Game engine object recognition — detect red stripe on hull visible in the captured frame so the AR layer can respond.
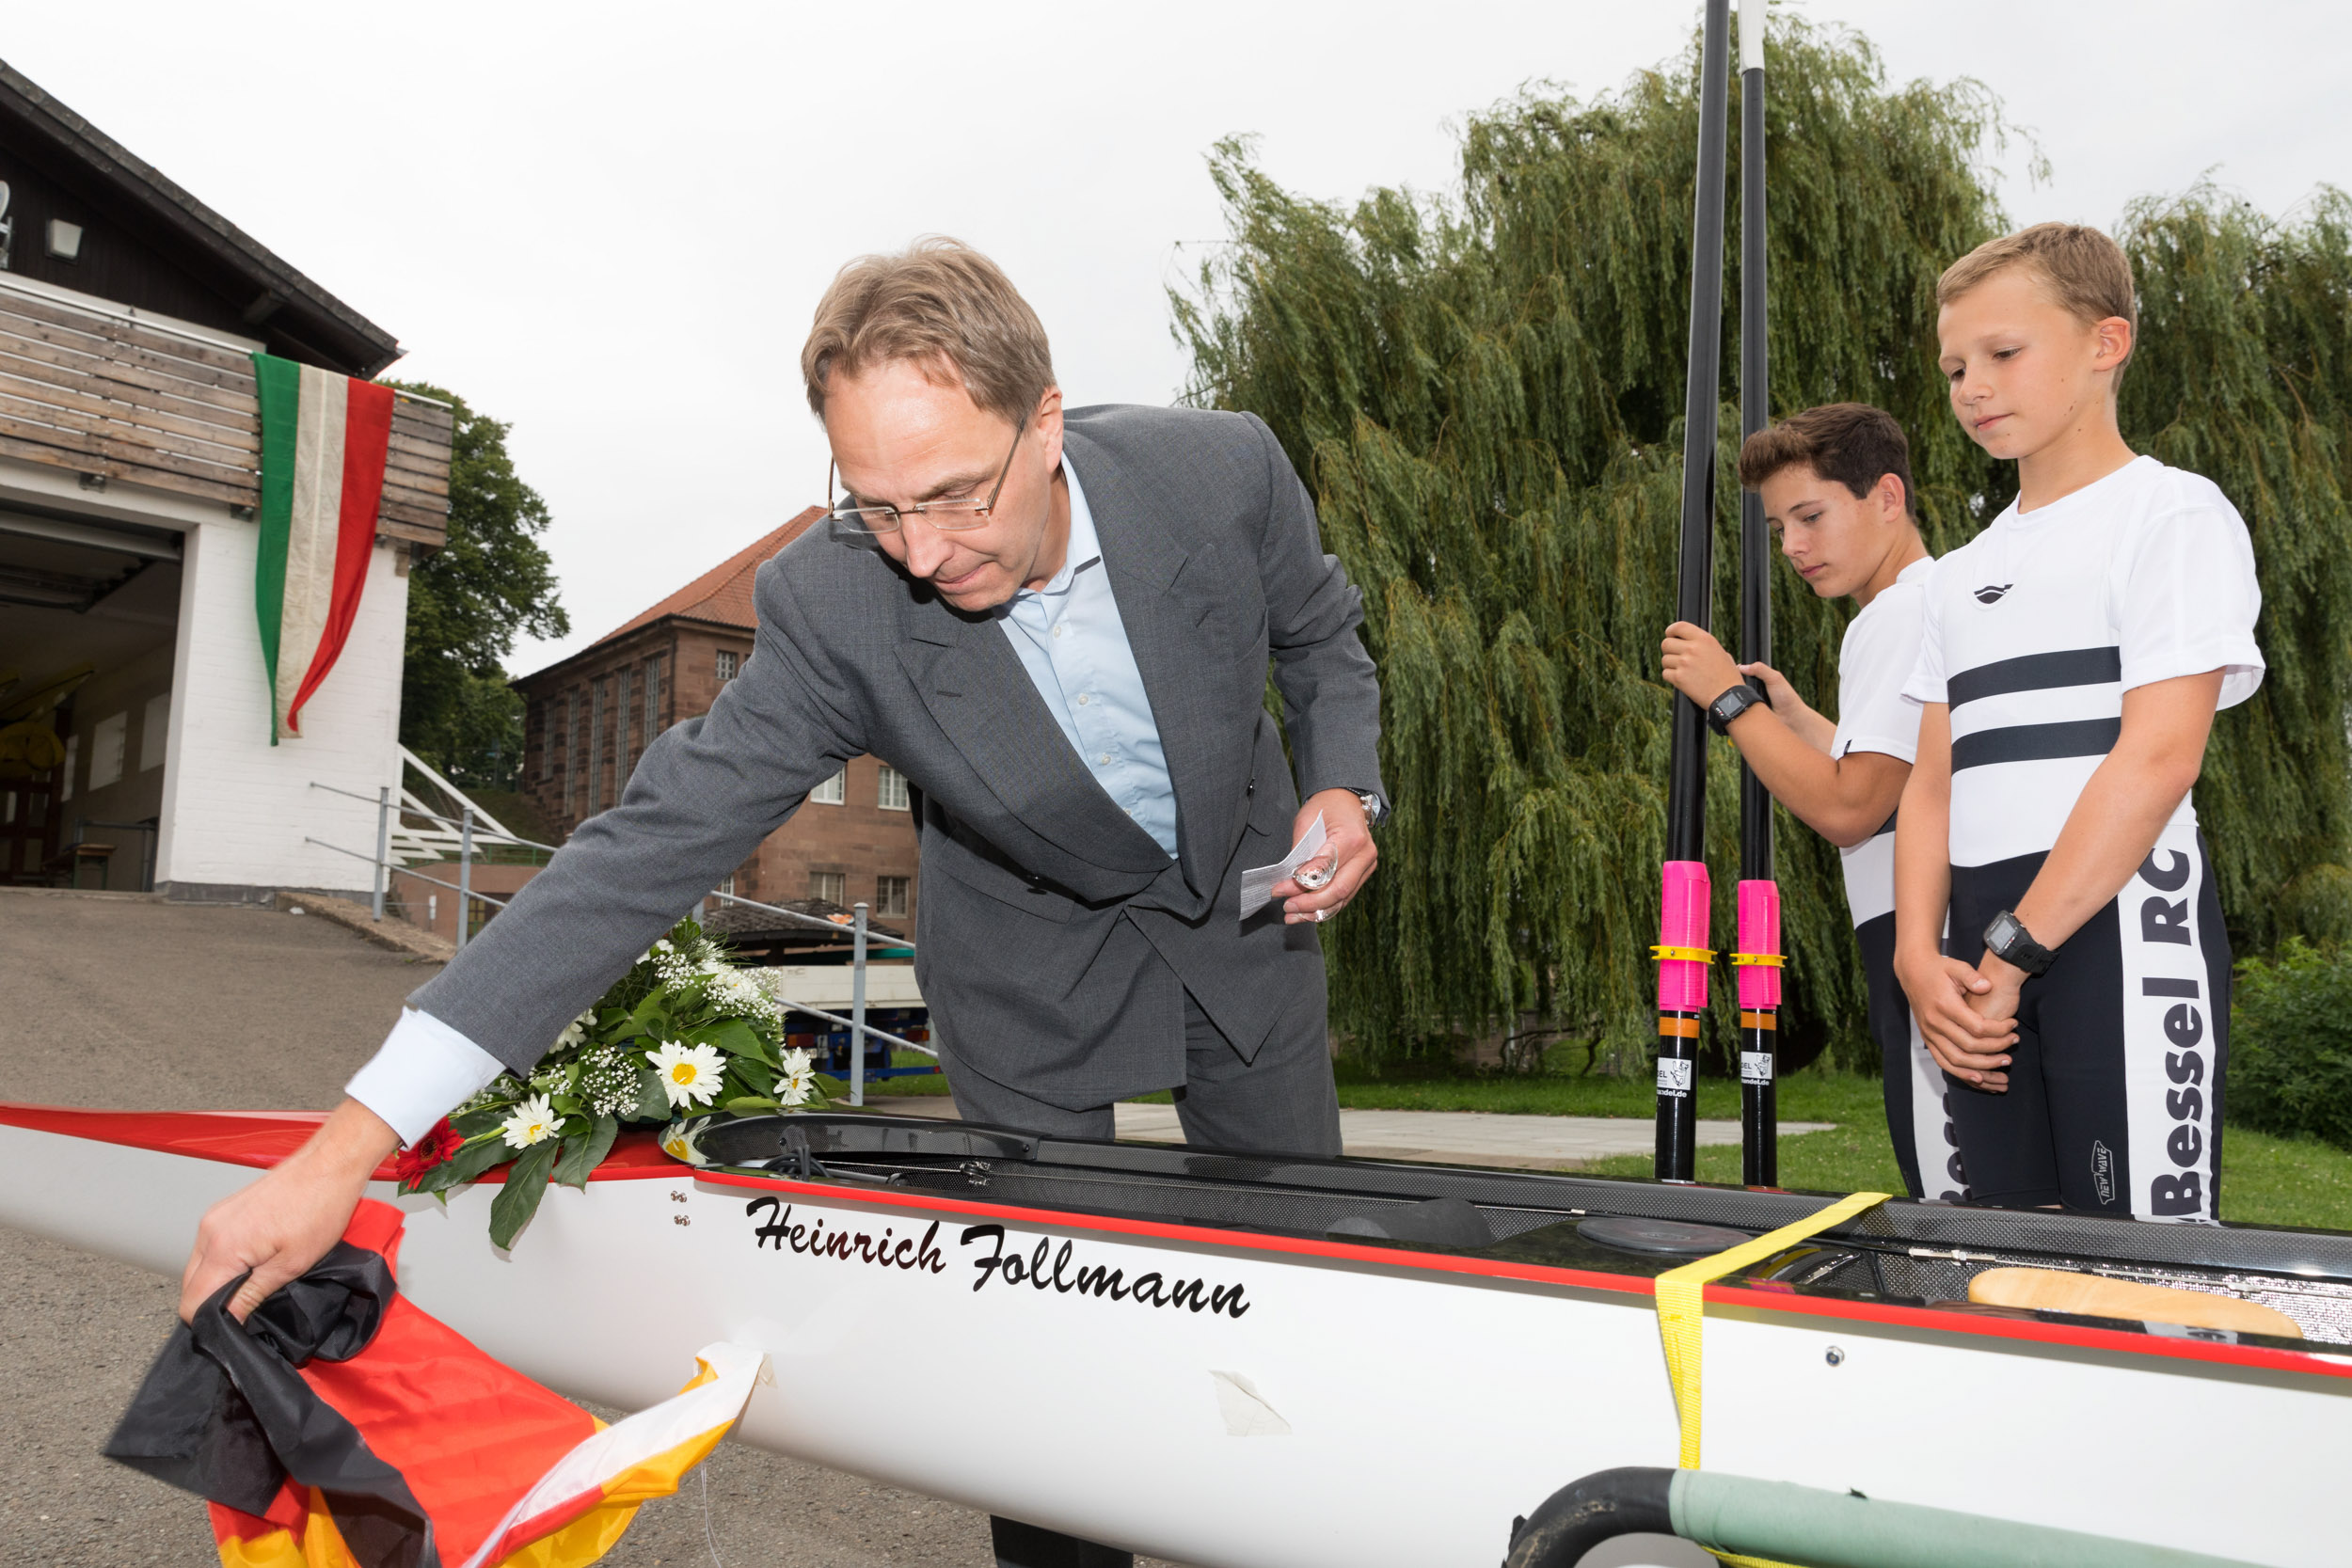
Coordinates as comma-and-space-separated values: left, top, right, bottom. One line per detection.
8, 1101, 2344, 1386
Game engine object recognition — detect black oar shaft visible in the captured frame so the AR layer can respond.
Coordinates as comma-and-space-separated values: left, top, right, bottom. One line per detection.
1737, 1, 1777, 1189
1656, 0, 1734, 1183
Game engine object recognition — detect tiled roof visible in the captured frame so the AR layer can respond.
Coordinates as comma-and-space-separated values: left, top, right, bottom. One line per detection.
592, 505, 826, 648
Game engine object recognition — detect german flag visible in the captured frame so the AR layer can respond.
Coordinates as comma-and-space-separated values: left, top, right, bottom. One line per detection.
106, 1201, 760, 1568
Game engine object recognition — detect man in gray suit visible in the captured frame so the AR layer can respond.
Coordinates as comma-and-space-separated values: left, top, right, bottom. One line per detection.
182, 239, 1384, 1340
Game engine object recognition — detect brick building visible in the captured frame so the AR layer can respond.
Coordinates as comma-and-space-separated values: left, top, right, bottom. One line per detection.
513, 508, 921, 923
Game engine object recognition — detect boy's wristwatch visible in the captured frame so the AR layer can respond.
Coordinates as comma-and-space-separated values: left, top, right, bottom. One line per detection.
1983, 910, 2056, 976
1707, 683, 1766, 736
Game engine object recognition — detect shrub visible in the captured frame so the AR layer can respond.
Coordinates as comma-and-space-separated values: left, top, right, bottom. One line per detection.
2231, 941, 2352, 1150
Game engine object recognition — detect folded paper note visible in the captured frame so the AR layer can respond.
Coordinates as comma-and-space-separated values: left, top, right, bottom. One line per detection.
1239, 812, 1328, 922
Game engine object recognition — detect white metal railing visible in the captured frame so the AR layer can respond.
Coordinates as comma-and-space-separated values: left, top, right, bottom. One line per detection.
307, 776, 931, 1106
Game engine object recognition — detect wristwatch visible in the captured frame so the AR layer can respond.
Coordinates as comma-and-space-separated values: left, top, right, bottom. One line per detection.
1983, 909, 2056, 976
1356, 790, 1391, 830
1706, 683, 1767, 736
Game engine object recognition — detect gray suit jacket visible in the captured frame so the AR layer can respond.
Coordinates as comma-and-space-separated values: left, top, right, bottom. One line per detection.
410, 404, 1385, 1109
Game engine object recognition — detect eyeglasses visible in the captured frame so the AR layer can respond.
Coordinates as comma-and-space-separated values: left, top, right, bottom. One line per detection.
827, 421, 1025, 534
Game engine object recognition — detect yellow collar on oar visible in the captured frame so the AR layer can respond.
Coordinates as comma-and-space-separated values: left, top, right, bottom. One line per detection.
1654, 1190, 1892, 1568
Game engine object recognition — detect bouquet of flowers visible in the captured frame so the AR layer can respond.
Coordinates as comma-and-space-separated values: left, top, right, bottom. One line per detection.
394, 917, 828, 1246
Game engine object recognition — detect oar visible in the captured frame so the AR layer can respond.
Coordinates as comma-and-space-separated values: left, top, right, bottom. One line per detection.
1655, 0, 1734, 1183
1733, 0, 1781, 1187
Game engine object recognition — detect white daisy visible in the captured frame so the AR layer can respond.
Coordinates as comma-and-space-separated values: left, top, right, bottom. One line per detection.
648, 1039, 726, 1109
777, 1047, 817, 1108
500, 1094, 559, 1149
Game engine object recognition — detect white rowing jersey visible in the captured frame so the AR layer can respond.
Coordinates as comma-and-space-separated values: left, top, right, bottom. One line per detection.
1902, 456, 2264, 869
1833, 555, 1934, 930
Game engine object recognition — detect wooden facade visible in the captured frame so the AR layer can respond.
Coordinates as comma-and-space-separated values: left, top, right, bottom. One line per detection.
0, 278, 450, 546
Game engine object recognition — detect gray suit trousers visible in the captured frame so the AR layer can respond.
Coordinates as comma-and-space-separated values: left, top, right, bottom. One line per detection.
942, 970, 1341, 1158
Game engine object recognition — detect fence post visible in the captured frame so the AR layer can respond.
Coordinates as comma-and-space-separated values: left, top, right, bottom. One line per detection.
372, 786, 391, 922
850, 901, 869, 1108
455, 802, 473, 953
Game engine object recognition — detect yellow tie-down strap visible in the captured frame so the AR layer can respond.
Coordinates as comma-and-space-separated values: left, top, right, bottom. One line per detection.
1730, 952, 1786, 968
1650, 944, 1718, 964
1654, 1190, 1891, 1568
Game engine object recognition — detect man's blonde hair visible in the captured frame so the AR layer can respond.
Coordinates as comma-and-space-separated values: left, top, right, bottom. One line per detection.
1937, 221, 2139, 380
801, 237, 1056, 426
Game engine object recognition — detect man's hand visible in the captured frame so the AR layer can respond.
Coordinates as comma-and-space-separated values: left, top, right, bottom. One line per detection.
181, 1098, 401, 1323
1660, 622, 1747, 710
1896, 948, 2017, 1092
1276, 788, 1378, 925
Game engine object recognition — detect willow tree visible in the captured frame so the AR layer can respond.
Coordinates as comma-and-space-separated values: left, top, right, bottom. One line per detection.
1177, 20, 2352, 1067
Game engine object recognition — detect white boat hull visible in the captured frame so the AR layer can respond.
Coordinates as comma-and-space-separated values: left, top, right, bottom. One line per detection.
5, 1115, 2347, 1568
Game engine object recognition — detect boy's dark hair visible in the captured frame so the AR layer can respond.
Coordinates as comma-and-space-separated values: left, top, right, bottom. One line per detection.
1738, 403, 1915, 517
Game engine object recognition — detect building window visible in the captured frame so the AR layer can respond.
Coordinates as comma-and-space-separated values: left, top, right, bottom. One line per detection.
644, 656, 661, 748
140, 694, 169, 772
716, 649, 739, 682
535, 701, 551, 782
876, 876, 910, 917
718, 872, 736, 898
877, 764, 910, 812
589, 679, 607, 814
810, 871, 845, 906
88, 712, 127, 791
60, 735, 77, 801
615, 668, 633, 777
563, 689, 579, 816
810, 767, 846, 805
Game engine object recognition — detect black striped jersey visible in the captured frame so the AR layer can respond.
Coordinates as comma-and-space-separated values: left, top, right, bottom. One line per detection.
1902, 456, 2264, 869
1833, 556, 1934, 930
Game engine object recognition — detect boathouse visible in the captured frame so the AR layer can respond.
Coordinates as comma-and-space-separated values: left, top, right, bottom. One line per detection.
0, 60, 453, 902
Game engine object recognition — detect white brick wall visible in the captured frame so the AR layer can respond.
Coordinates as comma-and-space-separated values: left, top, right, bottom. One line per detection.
154, 515, 409, 895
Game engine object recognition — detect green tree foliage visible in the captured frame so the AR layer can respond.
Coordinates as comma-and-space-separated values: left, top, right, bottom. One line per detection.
2231, 941, 2352, 1151
390, 383, 568, 788
2119, 188, 2352, 951
1177, 20, 2352, 1064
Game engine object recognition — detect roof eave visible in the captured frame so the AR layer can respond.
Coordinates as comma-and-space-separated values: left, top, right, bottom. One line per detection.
0, 58, 405, 377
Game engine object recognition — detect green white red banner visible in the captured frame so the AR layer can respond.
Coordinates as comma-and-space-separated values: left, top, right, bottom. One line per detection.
250, 352, 396, 741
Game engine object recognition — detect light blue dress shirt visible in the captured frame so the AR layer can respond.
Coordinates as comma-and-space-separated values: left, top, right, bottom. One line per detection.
995, 459, 1179, 858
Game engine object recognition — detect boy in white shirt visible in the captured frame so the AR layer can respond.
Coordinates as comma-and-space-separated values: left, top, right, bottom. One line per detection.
1661, 403, 1952, 1196
1895, 223, 2263, 1221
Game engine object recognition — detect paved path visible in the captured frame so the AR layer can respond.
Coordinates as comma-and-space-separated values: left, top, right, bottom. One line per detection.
864, 1097, 1832, 1169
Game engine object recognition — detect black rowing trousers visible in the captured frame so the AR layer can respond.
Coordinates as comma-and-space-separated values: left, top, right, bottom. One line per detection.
1945, 826, 2231, 1221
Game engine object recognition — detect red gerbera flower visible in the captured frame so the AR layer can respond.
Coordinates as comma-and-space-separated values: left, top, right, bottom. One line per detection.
393, 1118, 465, 1185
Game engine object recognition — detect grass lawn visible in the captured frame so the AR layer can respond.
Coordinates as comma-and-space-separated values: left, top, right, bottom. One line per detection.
1340, 1058, 2352, 1229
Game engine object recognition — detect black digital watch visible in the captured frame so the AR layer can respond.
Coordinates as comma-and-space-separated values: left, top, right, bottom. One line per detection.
1706, 683, 1766, 736
1983, 909, 2057, 976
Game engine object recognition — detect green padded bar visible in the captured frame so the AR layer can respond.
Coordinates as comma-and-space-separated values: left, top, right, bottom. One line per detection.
1669, 1470, 2265, 1568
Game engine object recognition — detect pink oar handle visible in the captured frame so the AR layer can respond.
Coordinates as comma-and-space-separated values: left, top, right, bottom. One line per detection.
1737, 878, 1782, 1007
1656, 861, 1710, 1011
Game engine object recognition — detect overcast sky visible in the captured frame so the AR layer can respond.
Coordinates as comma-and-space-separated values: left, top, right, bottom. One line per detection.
7, 2, 2344, 673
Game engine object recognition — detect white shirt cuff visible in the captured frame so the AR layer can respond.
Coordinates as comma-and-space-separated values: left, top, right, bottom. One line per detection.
345, 1007, 508, 1146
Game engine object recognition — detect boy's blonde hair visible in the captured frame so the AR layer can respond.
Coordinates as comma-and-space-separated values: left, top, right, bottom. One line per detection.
1937, 222, 2139, 381
802, 237, 1056, 426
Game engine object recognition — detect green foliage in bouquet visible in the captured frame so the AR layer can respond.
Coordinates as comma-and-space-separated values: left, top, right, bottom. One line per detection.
393, 918, 828, 1246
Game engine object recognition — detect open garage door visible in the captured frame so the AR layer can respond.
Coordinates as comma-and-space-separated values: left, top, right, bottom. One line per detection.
0, 504, 182, 890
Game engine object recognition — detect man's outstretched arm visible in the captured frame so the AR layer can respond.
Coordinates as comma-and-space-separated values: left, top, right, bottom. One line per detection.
179, 551, 869, 1319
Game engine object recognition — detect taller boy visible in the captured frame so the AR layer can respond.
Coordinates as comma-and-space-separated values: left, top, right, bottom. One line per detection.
1896, 224, 2264, 1221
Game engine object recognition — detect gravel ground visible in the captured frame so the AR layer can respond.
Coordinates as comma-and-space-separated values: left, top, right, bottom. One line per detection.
0, 893, 1186, 1567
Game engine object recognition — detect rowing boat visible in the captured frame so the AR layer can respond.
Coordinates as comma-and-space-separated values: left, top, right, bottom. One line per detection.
4, 1102, 2344, 1567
